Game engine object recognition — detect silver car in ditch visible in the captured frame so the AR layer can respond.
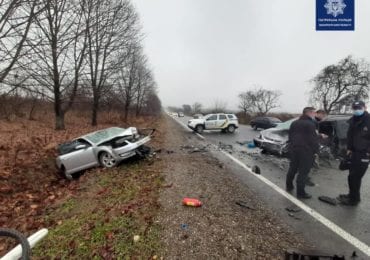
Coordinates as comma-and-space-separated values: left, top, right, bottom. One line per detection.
56, 127, 153, 179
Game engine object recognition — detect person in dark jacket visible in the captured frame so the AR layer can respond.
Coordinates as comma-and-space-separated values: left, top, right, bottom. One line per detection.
338, 101, 370, 206
286, 107, 319, 199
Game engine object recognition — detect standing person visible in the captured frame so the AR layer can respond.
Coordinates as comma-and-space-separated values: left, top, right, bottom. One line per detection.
286, 107, 319, 199
338, 101, 370, 206
306, 109, 328, 186
315, 109, 327, 122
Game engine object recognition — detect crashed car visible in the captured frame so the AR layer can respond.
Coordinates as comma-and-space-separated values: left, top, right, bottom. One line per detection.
56, 127, 153, 179
253, 115, 350, 157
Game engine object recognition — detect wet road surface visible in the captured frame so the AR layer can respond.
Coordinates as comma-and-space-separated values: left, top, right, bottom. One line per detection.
174, 115, 370, 258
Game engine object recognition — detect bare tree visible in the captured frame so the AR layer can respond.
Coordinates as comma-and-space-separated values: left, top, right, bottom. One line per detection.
134, 61, 155, 116
0, 0, 38, 83
310, 56, 370, 114
211, 99, 227, 113
19, 0, 88, 129
85, 0, 139, 126
238, 87, 281, 115
238, 91, 254, 114
192, 102, 202, 114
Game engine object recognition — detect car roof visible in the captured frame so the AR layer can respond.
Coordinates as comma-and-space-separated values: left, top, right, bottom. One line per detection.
81, 127, 130, 144
321, 115, 351, 122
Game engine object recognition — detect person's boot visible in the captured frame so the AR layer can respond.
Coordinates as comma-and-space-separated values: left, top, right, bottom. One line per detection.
286, 182, 294, 192
305, 179, 315, 187
297, 192, 312, 199
338, 197, 360, 206
297, 187, 312, 199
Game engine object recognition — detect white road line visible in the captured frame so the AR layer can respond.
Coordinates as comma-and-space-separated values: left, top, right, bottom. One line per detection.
172, 117, 205, 139
170, 116, 370, 256
222, 151, 370, 257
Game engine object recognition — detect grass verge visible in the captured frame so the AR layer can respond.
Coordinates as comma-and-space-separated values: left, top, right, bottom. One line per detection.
33, 156, 164, 259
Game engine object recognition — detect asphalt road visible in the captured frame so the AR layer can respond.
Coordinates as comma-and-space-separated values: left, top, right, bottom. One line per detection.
174, 115, 370, 259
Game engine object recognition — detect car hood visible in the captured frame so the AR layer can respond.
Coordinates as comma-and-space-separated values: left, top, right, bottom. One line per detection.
81, 127, 138, 145
261, 128, 288, 143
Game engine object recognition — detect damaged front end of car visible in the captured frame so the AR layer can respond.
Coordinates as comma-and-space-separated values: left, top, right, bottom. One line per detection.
55, 127, 156, 180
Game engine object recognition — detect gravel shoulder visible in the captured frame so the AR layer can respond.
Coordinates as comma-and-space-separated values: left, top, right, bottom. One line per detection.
157, 117, 309, 259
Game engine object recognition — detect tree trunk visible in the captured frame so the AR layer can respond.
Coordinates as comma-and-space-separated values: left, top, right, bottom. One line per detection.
55, 101, 65, 130
124, 102, 130, 123
91, 94, 99, 126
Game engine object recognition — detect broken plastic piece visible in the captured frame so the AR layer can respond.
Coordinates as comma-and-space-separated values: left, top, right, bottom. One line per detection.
285, 248, 345, 259
252, 165, 261, 174
318, 196, 338, 206
235, 200, 256, 210
182, 198, 202, 207
285, 205, 302, 213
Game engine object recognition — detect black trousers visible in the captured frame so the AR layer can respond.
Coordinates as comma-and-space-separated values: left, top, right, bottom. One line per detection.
286, 148, 314, 195
348, 152, 369, 201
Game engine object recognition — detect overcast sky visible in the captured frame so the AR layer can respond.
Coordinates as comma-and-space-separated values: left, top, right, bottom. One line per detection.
132, 0, 370, 113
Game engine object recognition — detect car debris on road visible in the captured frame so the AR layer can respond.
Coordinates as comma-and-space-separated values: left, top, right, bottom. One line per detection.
254, 115, 351, 159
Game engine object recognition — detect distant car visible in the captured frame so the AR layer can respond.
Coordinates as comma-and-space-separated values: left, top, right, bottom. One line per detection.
193, 114, 203, 119
56, 127, 153, 180
250, 117, 282, 130
253, 115, 350, 157
187, 113, 239, 133
178, 112, 185, 117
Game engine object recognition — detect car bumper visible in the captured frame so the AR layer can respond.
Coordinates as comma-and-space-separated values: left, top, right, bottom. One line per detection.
187, 124, 195, 130
253, 137, 285, 155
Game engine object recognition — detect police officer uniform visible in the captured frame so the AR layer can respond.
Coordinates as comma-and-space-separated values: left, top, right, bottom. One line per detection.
339, 101, 370, 205
286, 114, 319, 198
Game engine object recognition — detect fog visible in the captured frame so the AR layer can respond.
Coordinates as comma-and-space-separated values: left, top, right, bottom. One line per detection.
133, 0, 370, 113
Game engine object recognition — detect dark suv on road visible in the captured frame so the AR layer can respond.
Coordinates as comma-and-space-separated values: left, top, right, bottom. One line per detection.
250, 117, 281, 130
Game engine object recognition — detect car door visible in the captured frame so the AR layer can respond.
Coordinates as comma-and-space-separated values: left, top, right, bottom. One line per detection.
262, 118, 270, 129
205, 115, 218, 129
62, 140, 98, 172
217, 114, 228, 128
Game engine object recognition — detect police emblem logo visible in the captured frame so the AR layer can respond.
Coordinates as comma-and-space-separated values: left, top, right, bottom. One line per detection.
324, 0, 347, 17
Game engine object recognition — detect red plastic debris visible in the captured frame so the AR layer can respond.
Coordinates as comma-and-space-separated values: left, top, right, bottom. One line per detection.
182, 198, 202, 207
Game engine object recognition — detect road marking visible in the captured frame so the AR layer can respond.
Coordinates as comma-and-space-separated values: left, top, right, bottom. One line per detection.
172, 116, 205, 139
222, 151, 370, 257
170, 115, 370, 256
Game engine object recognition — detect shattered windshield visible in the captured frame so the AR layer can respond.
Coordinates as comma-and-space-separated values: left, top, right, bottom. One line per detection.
84, 127, 126, 144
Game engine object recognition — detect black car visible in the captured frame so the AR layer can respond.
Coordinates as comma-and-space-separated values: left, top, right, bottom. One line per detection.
253, 115, 350, 158
250, 117, 282, 130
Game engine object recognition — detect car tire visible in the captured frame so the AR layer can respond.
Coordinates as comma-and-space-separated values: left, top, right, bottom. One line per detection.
57, 165, 73, 180
227, 125, 236, 133
253, 125, 258, 131
99, 152, 117, 168
195, 124, 204, 134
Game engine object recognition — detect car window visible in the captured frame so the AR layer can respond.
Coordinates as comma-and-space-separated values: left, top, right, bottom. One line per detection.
207, 115, 217, 121
269, 118, 281, 123
219, 115, 227, 120
276, 118, 298, 129
227, 114, 235, 119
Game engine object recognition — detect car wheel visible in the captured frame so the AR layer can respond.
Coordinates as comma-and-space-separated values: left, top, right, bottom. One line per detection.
57, 165, 72, 180
227, 125, 235, 133
99, 152, 117, 168
253, 125, 258, 131
195, 124, 204, 134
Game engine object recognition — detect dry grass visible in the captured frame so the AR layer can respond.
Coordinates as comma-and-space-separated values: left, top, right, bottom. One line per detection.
0, 109, 164, 258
